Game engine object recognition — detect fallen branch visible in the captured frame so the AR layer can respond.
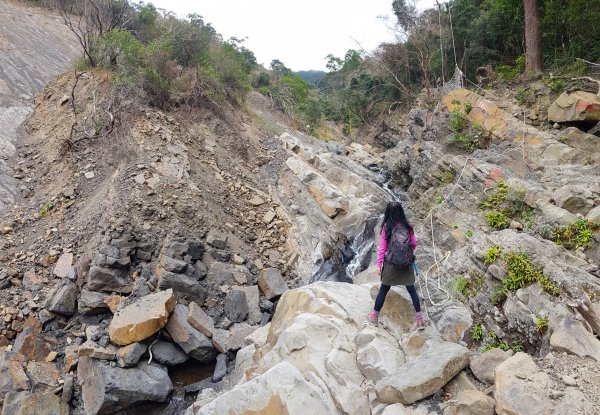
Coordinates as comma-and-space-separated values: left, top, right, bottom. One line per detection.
571, 77, 600, 97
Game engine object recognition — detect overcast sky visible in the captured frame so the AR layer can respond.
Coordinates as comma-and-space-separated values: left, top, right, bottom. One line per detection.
150, 0, 438, 71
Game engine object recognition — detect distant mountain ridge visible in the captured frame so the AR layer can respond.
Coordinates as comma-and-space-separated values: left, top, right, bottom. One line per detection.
295, 70, 326, 85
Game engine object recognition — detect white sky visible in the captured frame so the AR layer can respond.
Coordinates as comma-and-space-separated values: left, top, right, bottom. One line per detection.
149, 0, 438, 71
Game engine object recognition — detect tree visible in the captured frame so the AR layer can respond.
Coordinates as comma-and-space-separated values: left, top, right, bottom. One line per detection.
524, 0, 542, 73
57, 0, 131, 67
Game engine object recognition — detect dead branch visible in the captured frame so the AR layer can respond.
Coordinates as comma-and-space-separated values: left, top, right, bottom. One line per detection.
571, 77, 600, 97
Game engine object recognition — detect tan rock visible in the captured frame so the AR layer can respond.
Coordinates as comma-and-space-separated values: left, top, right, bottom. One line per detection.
26, 361, 60, 387
104, 295, 125, 314
494, 352, 551, 415
469, 348, 513, 384
108, 289, 175, 346
45, 351, 58, 362
78, 341, 117, 360
444, 390, 495, 415
547, 90, 600, 123
187, 301, 214, 338
550, 318, 600, 361
64, 345, 79, 373
53, 253, 73, 278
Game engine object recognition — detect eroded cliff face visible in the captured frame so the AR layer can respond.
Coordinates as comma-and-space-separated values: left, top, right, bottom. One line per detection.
0, 0, 79, 212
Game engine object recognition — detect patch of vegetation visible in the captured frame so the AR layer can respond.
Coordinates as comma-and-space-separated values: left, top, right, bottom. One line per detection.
465, 229, 473, 238
558, 135, 570, 144
435, 195, 445, 206
496, 55, 525, 81
535, 316, 549, 333
480, 180, 530, 230
510, 340, 523, 352
470, 323, 484, 341
552, 219, 599, 250
486, 211, 510, 230
464, 102, 473, 114
40, 202, 55, 217
547, 78, 566, 93
449, 109, 467, 132
504, 251, 560, 296
515, 87, 529, 105
453, 133, 479, 152
490, 287, 508, 305
455, 275, 471, 297
451, 222, 459, 229
483, 245, 502, 265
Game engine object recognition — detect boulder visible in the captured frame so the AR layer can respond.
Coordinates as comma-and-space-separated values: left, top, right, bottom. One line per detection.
436, 306, 473, 343
87, 266, 132, 293
550, 318, 600, 361
78, 289, 109, 315
258, 268, 288, 300
78, 341, 117, 360
194, 362, 337, 415
1, 391, 69, 415
353, 266, 380, 285
53, 253, 73, 278
376, 342, 470, 404
157, 271, 207, 304
78, 357, 172, 415
46, 282, 78, 316
159, 255, 188, 273
443, 390, 495, 415
108, 289, 175, 346
187, 302, 215, 338
116, 342, 147, 367
234, 286, 261, 325
494, 352, 551, 415
205, 262, 235, 286
469, 348, 513, 384
166, 304, 217, 363
212, 354, 228, 382
547, 91, 600, 123
224, 290, 249, 323
356, 325, 406, 382
206, 230, 228, 250
151, 341, 189, 365
587, 205, 600, 222
553, 185, 594, 216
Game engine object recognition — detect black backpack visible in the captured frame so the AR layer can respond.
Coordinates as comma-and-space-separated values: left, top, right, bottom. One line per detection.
384, 224, 414, 266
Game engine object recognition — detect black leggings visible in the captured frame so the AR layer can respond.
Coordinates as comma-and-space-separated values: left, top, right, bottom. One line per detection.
374, 284, 421, 313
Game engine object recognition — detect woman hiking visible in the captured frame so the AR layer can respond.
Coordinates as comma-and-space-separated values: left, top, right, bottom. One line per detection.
367, 202, 425, 330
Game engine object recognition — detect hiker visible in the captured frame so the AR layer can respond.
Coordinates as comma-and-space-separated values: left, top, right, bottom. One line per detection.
367, 201, 425, 329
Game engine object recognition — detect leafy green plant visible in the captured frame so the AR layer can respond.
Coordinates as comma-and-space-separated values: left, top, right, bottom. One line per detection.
547, 78, 566, 93
496, 55, 525, 80
464, 102, 473, 114
453, 133, 479, 152
434, 170, 454, 184
552, 219, 599, 250
535, 316, 548, 333
498, 341, 510, 351
480, 180, 510, 209
515, 87, 528, 105
483, 245, 502, 265
449, 109, 467, 132
510, 340, 523, 352
455, 276, 471, 297
465, 229, 473, 238
558, 135, 569, 144
490, 287, 508, 305
504, 251, 560, 296
522, 208, 534, 229
471, 272, 485, 288
470, 323, 484, 341
451, 222, 459, 229
435, 195, 445, 206
486, 211, 510, 230
40, 202, 54, 217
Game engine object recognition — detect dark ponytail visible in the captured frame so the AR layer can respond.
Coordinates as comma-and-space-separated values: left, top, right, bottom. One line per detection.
383, 202, 411, 242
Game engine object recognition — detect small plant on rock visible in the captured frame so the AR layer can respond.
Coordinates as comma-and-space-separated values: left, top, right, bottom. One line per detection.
510, 340, 523, 352
40, 201, 55, 217
504, 251, 560, 296
490, 287, 508, 305
470, 323, 484, 341
464, 102, 473, 114
535, 316, 548, 333
483, 245, 502, 265
552, 219, 599, 250
465, 229, 473, 238
486, 211, 510, 230
547, 78, 566, 93
455, 276, 471, 297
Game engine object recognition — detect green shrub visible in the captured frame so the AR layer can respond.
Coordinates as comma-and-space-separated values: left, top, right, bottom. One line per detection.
504, 251, 560, 296
483, 245, 502, 265
455, 276, 471, 297
486, 211, 510, 230
449, 109, 467, 132
480, 180, 510, 210
453, 133, 479, 152
552, 219, 599, 250
515, 87, 528, 105
464, 102, 473, 114
547, 78, 566, 93
490, 287, 508, 305
496, 55, 525, 80
465, 229, 473, 238
40, 201, 54, 217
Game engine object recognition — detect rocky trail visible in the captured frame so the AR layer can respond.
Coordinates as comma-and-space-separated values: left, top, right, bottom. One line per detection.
1, 3, 600, 415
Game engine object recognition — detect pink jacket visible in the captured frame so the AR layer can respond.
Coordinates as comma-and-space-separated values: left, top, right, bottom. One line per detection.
377, 224, 417, 269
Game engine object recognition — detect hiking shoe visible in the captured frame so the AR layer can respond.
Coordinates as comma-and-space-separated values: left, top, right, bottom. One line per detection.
416, 311, 426, 331
367, 310, 379, 326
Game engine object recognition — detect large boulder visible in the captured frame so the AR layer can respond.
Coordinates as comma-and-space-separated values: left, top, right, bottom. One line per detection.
192, 362, 337, 415
87, 266, 132, 293
547, 90, 600, 123
78, 357, 172, 415
469, 348, 513, 384
494, 352, 551, 415
166, 304, 217, 363
151, 341, 189, 365
1, 391, 69, 415
45, 282, 78, 316
156, 271, 206, 304
356, 326, 406, 381
224, 290, 249, 323
376, 341, 470, 404
108, 289, 175, 346
550, 318, 600, 361
443, 390, 495, 415
258, 268, 288, 300
552, 185, 594, 216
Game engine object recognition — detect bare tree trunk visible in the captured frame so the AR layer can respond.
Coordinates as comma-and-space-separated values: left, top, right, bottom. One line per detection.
524, 0, 543, 73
